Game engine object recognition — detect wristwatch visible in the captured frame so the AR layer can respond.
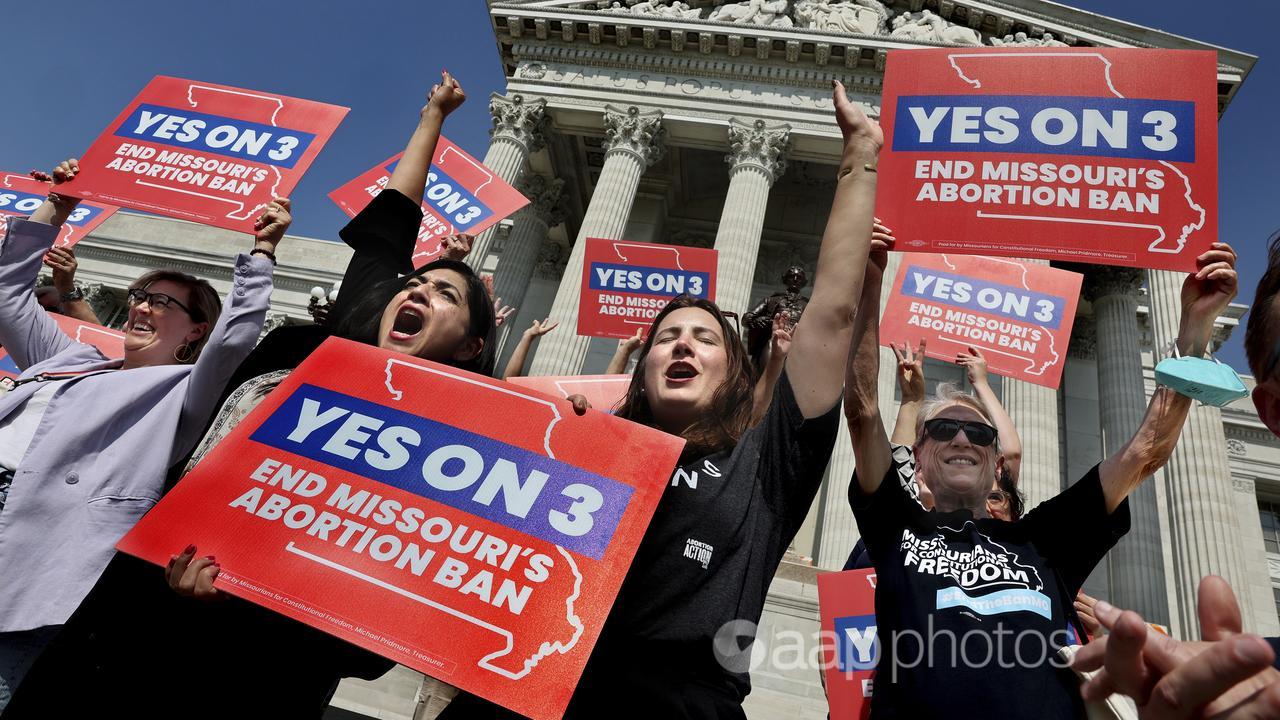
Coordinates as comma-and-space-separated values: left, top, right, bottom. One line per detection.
60, 286, 85, 302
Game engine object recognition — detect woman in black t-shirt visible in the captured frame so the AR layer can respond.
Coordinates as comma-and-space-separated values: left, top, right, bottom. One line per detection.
440, 81, 887, 720
3, 73, 499, 719
840, 239, 1239, 719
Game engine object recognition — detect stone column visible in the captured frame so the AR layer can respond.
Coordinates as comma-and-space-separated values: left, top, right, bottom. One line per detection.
815, 253, 902, 569
528, 106, 665, 377
1086, 266, 1168, 625
713, 119, 790, 315
1001, 259, 1063, 510
467, 94, 549, 270
492, 175, 567, 357
1148, 269, 1251, 635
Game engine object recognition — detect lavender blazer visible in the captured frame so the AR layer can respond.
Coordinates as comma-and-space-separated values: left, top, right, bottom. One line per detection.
0, 218, 273, 631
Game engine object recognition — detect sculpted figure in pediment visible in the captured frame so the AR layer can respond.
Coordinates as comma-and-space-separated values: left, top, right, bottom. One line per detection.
631, 0, 704, 18
795, 0, 889, 36
989, 31, 1069, 47
708, 0, 795, 27
889, 9, 981, 45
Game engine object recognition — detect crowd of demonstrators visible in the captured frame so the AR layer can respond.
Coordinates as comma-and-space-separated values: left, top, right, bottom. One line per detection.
438, 78, 882, 720
0, 67, 1272, 720
841, 226, 1239, 718
2, 71, 501, 717
0, 159, 287, 708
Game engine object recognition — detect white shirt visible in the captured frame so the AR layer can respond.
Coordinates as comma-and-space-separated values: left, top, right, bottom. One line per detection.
0, 381, 63, 470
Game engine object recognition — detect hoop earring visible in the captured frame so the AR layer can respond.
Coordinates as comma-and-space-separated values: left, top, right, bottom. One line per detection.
173, 343, 195, 363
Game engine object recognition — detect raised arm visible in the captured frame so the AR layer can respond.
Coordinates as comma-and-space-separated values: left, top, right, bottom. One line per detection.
606, 328, 644, 375
502, 318, 558, 380
890, 339, 926, 445
43, 246, 101, 325
846, 242, 893, 498
751, 311, 793, 426
386, 71, 465, 207
957, 346, 1021, 481
172, 199, 289, 462
1097, 243, 1238, 513
787, 81, 881, 418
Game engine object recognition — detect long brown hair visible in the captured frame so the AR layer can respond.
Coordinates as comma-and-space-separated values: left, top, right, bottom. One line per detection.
614, 296, 756, 461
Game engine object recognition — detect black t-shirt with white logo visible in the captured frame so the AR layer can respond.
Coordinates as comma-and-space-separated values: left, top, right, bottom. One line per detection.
583, 371, 839, 698
852, 446, 1129, 719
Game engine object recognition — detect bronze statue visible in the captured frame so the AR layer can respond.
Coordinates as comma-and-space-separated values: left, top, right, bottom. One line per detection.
743, 265, 809, 364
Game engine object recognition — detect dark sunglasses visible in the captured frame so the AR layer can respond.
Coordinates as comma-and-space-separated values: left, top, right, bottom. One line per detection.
127, 288, 193, 317
923, 418, 998, 447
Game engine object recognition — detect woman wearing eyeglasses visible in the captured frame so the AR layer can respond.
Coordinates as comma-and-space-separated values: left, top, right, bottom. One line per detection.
841, 237, 1239, 719
0, 159, 286, 708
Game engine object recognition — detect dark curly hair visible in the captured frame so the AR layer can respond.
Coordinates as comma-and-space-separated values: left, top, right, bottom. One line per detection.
329, 258, 497, 376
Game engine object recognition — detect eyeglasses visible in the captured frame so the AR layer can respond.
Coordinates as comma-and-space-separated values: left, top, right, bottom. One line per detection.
127, 288, 193, 317
986, 490, 1011, 506
923, 418, 998, 447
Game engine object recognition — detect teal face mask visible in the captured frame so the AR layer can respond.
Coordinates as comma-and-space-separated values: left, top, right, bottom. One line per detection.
1154, 353, 1248, 407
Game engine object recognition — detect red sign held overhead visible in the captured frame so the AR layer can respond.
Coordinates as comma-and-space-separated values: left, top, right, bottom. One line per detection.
328, 137, 530, 264
0, 173, 119, 248
116, 337, 683, 720
0, 315, 125, 380
819, 568, 879, 720
579, 238, 718, 340
62, 76, 348, 234
879, 254, 1082, 390
876, 48, 1218, 272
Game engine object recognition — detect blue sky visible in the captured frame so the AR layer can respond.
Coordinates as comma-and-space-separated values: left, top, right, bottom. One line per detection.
1, 1, 1273, 370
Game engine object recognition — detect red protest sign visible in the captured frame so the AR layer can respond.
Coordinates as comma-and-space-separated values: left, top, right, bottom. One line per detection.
62, 76, 347, 234
819, 568, 878, 720
0, 315, 124, 380
0, 173, 119, 248
328, 137, 530, 264
877, 48, 1217, 272
879, 254, 1082, 389
506, 375, 631, 415
579, 238, 717, 340
116, 337, 682, 720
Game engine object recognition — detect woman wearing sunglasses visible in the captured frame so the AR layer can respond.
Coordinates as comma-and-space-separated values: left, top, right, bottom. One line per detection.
842, 238, 1239, 719
0, 159, 287, 708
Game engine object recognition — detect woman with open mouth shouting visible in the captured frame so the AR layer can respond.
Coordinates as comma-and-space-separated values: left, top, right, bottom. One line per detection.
0, 159, 286, 709
3, 73, 500, 719
439, 79, 885, 720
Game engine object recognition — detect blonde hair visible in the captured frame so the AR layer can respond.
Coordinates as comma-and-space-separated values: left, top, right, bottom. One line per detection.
916, 382, 1001, 453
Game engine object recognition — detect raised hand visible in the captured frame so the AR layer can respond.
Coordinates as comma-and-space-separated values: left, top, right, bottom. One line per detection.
832, 80, 883, 153
493, 297, 516, 327
894, 339, 927, 403
956, 345, 989, 386
441, 233, 474, 261
1181, 243, 1238, 332
253, 197, 292, 250
619, 327, 644, 354
43, 247, 79, 294
425, 70, 466, 120
770, 311, 794, 359
525, 318, 559, 337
